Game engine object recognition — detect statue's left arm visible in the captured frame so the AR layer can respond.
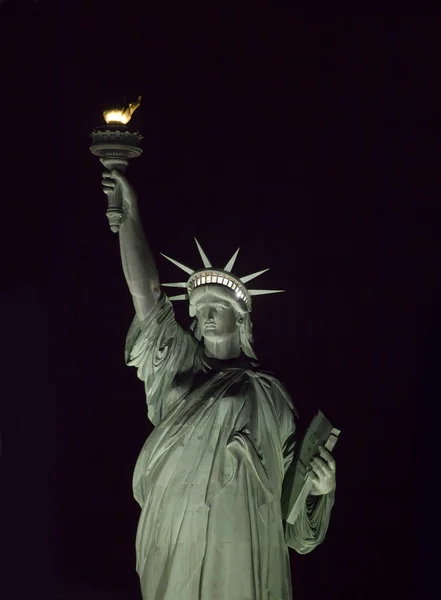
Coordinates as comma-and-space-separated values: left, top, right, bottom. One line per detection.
276, 383, 336, 554
284, 488, 335, 555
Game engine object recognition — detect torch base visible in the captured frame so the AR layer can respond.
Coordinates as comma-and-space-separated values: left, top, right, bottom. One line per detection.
90, 125, 142, 234
106, 207, 124, 234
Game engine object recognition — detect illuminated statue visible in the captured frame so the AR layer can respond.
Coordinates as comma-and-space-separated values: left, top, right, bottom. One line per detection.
102, 171, 336, 600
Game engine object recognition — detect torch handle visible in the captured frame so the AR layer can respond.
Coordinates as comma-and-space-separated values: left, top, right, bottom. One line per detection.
100, 159, 128, 233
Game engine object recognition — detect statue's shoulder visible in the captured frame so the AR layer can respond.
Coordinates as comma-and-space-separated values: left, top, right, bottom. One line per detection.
248, 368, 285, 393
250, 366, 279, 383
249, 368, 298, 418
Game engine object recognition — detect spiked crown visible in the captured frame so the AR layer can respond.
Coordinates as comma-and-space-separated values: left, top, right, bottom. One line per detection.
161, 239, 284, 312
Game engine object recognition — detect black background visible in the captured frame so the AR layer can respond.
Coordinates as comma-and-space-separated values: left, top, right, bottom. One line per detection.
1, 3, 438, 599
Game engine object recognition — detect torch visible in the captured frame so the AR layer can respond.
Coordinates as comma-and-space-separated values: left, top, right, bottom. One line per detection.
90, 96, 143, 233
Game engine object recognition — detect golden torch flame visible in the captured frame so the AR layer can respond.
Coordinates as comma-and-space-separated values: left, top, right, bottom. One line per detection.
103, 95, 142, 125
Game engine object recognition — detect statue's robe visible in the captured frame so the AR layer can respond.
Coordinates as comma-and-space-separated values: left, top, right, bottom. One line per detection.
125, 294, 334, 600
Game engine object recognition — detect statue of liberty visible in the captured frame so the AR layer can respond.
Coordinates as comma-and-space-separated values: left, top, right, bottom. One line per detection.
102, 170, 337, 600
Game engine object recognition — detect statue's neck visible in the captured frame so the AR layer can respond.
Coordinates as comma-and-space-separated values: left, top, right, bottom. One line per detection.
203, 333, 241, 361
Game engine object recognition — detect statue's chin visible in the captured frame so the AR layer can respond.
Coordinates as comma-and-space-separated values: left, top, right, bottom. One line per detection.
202, 330, 232, 343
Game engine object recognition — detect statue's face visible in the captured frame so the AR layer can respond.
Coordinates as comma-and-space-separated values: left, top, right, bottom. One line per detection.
195, 293, 239, 342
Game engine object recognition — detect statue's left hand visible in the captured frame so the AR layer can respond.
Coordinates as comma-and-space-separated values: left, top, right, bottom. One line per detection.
309, 446, 336, 496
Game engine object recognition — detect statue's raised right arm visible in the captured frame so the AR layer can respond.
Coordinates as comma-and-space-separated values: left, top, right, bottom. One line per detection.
102, 170, 198, 426
102, 170, 161, 322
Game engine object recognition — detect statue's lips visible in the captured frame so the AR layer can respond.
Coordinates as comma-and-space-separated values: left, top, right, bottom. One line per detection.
204, 323, 217, 330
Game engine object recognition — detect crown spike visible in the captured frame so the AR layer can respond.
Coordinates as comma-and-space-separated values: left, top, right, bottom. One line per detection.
240, 268, 270, 284
224, 248, 240, 272
162, 282, 188, 288
248, 289, 285, 296
194, 238, 212, 268
160, 253, 194, 275
167, 294, 189, 301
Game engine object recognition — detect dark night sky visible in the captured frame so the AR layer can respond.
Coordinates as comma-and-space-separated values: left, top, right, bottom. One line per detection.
1, 3, 439, 599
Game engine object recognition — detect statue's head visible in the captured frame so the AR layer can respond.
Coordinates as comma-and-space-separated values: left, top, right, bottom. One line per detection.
161, 239, 284, 360
189, 283, 255, 358
193, 290, 241, 341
